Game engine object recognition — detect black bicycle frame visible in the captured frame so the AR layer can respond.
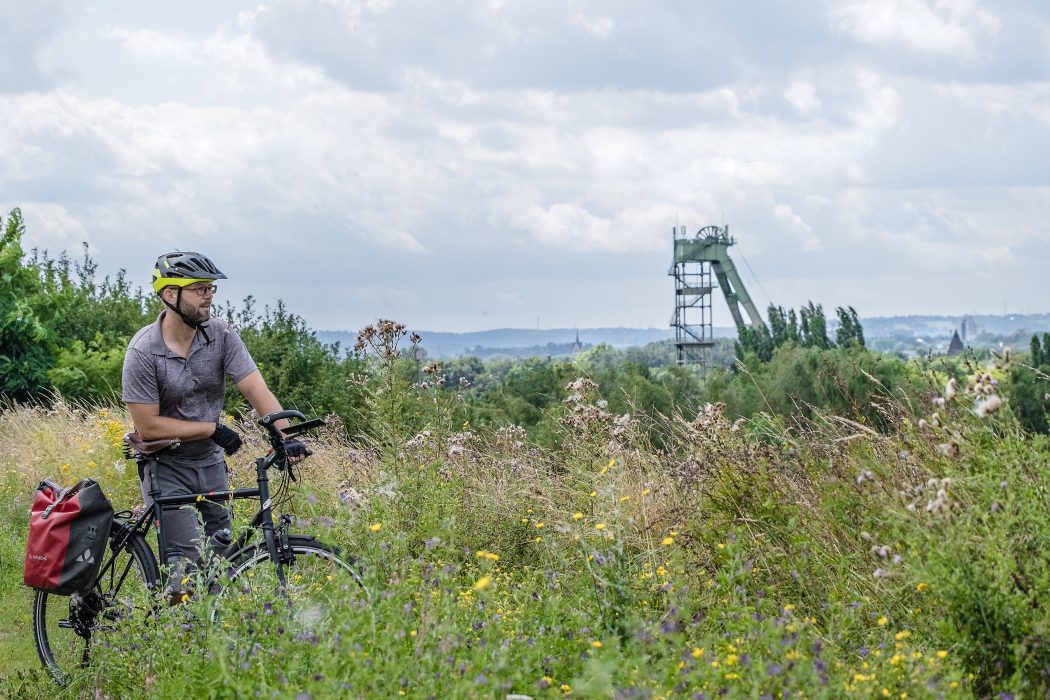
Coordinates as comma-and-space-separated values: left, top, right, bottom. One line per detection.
135, 449, 288, 585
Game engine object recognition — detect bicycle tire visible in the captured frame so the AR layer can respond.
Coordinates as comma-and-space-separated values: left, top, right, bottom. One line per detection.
33, 529, 159, 684
216, 535, 367, 623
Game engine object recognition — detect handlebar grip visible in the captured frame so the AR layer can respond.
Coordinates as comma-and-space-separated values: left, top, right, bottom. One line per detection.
258, 410, 307, 429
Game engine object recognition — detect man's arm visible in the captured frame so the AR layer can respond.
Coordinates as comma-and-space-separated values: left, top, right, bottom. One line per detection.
126, 403, 217, 442
234, 370, 284, 424
235, 370, 310, 462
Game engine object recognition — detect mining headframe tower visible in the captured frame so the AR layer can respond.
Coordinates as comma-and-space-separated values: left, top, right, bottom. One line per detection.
669, 224, 765, 370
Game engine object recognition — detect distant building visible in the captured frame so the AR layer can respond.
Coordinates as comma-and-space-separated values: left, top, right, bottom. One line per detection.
947, 330, 964, 356
571, 331, 583, 354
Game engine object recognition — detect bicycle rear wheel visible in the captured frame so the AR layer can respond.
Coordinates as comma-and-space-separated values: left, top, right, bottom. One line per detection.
33, 530, 159, 684
217, 535, 367, 625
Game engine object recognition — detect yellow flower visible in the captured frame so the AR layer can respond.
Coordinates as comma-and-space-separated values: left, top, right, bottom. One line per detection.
595, 523, 606, 530
591, 640, 602, 648
475, 550, 500, 561
642, 488, 651, 496
916, 582, 929, 592
717, 543, 725, 549
369, 523, 382, 532
534, 536, 542, 542
572, 512, 584, 520
662, 537, 675, 545
619, 495, 630, 503
409, 630, 417, 637
895, 630, 911, 640
725, 654, 738, 666
691, 647, 703, 658
534, 522, 545, 528
877, 616, 888, 626
560, 683, 572, 694
936, 650, 948, 659
589, 491, 597, 498
474, 576, 492, 590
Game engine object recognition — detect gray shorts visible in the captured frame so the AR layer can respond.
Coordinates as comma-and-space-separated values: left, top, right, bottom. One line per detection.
140, 459, 232, 564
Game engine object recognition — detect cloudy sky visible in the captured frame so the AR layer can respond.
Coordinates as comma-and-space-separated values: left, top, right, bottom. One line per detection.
2, 0, 1047, 333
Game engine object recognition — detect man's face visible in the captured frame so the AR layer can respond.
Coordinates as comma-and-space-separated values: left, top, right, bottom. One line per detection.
165, 282, 216, 324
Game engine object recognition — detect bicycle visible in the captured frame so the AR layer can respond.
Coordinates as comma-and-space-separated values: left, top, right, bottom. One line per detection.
32, 410, 367, 684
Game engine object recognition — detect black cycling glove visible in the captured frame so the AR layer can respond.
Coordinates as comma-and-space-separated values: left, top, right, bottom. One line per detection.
211, 424, 243, 456
282, 438, 312, 460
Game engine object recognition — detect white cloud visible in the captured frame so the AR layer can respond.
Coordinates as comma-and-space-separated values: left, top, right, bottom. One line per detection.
828, 0, 1001, 59
573, 13, 614, 39
773, 203, 821, 251
785, 81, 822, 117
0, 2, 1046, 330
18, 202, 90, 252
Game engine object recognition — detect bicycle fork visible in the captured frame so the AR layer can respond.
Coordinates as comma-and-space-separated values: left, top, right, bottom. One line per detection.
255, 455, 287, 590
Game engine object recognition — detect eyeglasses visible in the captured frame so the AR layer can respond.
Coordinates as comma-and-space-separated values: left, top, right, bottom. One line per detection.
184, 284, 218, 297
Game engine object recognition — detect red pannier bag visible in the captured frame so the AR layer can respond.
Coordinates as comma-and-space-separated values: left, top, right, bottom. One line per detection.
24, 478, 114, 595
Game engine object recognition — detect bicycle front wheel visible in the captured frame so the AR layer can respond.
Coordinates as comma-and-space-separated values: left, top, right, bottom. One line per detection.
33, 530, 159, 684
217, 535, 367, 625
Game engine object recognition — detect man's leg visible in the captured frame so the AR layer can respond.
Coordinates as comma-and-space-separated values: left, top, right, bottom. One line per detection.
196, 460, 233, 555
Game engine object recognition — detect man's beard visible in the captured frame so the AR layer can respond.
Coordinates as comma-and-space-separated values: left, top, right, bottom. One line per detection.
179, 300, 210, 326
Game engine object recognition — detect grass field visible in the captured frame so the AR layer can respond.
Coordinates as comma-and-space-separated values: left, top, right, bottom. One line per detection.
1, 368, 1047, 698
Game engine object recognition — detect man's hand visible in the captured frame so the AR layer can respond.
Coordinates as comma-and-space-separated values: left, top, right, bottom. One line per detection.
211, 424, 243, 456
283, 438, 312, 463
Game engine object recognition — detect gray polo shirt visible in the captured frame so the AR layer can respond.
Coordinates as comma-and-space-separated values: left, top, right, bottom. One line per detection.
122, 312, 258, 466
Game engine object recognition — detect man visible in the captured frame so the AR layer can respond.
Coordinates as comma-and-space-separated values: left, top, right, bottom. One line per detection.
122, 251, 308, 601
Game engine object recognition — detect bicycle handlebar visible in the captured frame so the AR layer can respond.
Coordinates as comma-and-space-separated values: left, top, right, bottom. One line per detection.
258, 410, 307, 431
256, 411, 325, 474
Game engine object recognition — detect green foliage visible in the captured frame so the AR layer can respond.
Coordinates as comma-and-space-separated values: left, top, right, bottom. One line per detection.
46, 336, 126, 402
799, 300, 833, 349
1007, 336, 1049, 434
738, 301, 846, 362
0, 209, 55, 401
706, 343, 921, 427
222, 297, 367, 434
835, 305, 866, 348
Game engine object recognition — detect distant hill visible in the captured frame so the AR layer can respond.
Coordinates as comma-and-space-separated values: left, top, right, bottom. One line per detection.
316, 313, 1050, 359
315, 327, 695, 358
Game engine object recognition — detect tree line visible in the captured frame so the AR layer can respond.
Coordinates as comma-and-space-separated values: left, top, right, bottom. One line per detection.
2, 208, 1046, 442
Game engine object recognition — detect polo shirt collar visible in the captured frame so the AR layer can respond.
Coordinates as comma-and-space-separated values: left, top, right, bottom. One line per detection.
149, 311, 212, 357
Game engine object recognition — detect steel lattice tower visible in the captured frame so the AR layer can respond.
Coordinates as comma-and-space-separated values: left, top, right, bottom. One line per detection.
669, 225, 765, 370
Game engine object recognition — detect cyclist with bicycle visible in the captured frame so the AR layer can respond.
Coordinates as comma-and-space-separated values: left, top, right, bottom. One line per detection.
121, 251, 309, 602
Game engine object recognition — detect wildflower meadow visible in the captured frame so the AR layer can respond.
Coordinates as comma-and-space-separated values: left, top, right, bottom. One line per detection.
0, 325, 1047, 699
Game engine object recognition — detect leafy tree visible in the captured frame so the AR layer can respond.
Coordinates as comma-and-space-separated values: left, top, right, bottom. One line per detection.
799, 301, 833, 349
1031, 335, 1043, 366
768, 304, 800, 348
835, 306, 866, 349
0, 209, 56, 401
736, 323, 774, 363
222, 297, 366, 433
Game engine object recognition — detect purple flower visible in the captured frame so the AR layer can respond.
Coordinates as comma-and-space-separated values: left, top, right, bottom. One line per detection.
767, 664, 783, 676
858, 646, 869, 658
475, 675, 488, 685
